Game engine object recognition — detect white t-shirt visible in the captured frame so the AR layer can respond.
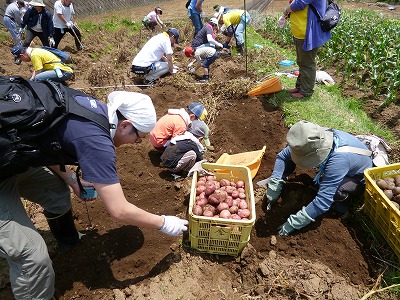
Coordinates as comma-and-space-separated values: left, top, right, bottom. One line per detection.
53, 0, 75, 28
146, 11, 157, 22
132, 33, 173, 67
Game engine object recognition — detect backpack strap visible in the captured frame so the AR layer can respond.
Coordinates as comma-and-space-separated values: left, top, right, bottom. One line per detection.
336, 146, 372, 156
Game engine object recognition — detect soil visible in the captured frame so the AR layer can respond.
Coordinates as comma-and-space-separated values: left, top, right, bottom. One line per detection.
0, 1, 399, 299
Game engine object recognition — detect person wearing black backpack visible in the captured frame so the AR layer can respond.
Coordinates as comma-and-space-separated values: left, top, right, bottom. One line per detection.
0, 88, 188, 300
11, 44, 73, 82
282, 0, 332, 99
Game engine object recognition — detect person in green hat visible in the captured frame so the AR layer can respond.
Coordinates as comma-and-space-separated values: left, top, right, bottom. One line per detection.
265, 120, 373, 236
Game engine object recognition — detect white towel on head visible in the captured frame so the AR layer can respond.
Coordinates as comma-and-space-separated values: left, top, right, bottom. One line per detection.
107, 91, 157, 138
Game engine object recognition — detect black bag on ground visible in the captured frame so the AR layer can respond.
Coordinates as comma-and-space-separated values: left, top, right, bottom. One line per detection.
309, 0, 341, 32
0, 76, 110, 179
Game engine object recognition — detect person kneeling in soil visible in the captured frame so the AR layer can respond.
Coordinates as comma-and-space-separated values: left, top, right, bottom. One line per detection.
265, 120, 372, 236
0, 90, 188, 300
131, 28, 179, 85
11, 44, 73, 82
142, 6, 165, 32
161, 120, 210, 175
149, 102, 207, 153
184, 18, 223, 82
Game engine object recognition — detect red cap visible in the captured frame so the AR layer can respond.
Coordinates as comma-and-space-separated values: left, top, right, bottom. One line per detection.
184, 46, 194, 57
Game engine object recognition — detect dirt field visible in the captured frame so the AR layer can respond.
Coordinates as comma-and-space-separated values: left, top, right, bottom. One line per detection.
0, 1, 399, 299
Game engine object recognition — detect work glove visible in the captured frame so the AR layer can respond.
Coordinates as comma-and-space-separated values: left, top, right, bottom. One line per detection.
216, 42, 223, 49
187, 61, 195, 68
222, 42, 229, 48
49, 37, 55, 47
159, 215, 189, 236
266, 177, 285, 204
187, 160, 213, 177
278, 207, 315, 236
19, 27, 24, 34
66, 21, 73, 28
189, 67, 196, 73
201, 12, 206, 18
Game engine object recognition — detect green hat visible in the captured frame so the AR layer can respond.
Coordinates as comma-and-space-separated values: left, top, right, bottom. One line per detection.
286, 120, 333, 168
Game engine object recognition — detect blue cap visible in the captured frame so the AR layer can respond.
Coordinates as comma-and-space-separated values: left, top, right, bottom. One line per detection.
167, 28, 180, 44
11, 44, 24, 57
188, 102, 207, 121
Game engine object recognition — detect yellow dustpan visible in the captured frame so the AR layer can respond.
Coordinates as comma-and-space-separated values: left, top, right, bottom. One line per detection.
248, 77, 283, 96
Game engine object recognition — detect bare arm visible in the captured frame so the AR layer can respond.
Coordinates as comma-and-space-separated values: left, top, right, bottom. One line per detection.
195, 0, 202, 12
94, 182, 165, 229
165, 53, 174, 73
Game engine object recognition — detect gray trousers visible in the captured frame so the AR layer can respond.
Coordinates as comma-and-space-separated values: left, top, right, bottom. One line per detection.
0, 167, 71, 300
294, 38, 319, 97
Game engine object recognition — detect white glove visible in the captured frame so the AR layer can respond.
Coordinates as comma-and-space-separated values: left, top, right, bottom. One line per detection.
201, 12, 206, 18
66, 21, 73, 28
172, 68, 178, 74
159, 215, 188, 236
19, 28, 24, 34
187, 160, 213, 177
187, 61, 194, 68
189, 67, 196, 73
49, 37, 55, 47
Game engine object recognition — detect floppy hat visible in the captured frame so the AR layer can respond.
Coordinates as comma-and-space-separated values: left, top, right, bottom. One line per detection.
155, 6, 162, 15
167, 28, 180, 44
189, 120, 211, 146
188, 102, 207, 121
29, 0, 45, 7
286, 120, 333, 168
184, 46, 194, 57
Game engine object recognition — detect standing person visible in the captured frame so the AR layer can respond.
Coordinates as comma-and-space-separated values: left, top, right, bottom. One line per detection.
3, 0, 26, 45
185, 17, 222, 81
20, 0, 55, 47
218, 9, 251, 55
131, 28, 180, 84
149, 102, 207, 152
265, 120, 372, 236
11, 44, 73, 82
282, 0, 331, 98
142, 6, 165, 32
53, 0, 83, 50
161, 120, 210, 174
0, 89, 188, 300
187, 0, 204, 37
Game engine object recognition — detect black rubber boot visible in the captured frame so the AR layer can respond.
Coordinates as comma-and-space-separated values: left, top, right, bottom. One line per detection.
45, 209, 80, 252
236, 43, 244, 55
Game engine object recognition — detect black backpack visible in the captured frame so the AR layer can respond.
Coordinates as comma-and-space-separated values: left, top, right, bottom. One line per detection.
309, 0, 341, 32
0, 76, 110, 180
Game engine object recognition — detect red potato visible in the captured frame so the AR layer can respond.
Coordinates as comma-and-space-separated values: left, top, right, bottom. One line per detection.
231, 190, 239, 199
236, 181, 245, 188
196, 185, 206, 195
196, 180, 206, 187
207, 175, 216, 181
217, 202, 229, 212
229, 205, 238, 214
208, 193, 220, 205
219, 209, 231, 219
238, 208, 251, 218
230, 181, 236, 187
232, 199, 240, 207
204, 182, 216, 195
239, 200, 248, 209
220, 179, 230, 187
192, 205, 203, 216
203, 210, 214, 217
203, 204, 216, 214
231, 214, 241, 220
225, 185, 234, 195
225, 196, 233, 207
238, 192, 246, 199
237, 187, 245, 194
198, 176, 207, 182
196, 196, 208, 207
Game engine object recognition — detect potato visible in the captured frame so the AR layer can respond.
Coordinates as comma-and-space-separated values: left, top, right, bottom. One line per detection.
376, 179, 388, 190
384, 189, 393, 200
384, 177, 395, 184
393, 187, 400, 196
395, 175, 400, 187
391, 201, 400, 210
393, 194, 400, 204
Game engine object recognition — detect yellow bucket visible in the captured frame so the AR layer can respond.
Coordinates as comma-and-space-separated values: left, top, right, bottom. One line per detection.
247, 77, 283, 96
215, 146, 266, 179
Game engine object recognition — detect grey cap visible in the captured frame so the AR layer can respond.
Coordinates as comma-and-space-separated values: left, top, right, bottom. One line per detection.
189, 120, 210, 146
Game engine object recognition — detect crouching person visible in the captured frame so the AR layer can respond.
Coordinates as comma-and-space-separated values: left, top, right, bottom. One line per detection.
11, 44, 73, 82
161, 120, 210, 174
131, 28, 179, 85
265, 120, 372, 236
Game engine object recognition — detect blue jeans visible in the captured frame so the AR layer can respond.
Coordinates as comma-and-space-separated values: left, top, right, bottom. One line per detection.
34, 70, 73, 82
3, 16, 21, 45
234, 12, 251, 46
188, 10, 203, 37
201, 51, 218, 69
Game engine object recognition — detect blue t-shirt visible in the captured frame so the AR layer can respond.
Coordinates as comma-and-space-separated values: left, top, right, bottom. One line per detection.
188, 0, 203, 14
38, 96, 119, 184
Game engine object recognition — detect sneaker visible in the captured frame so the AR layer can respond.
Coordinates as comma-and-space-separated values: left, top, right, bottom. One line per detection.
286, 88, 300, 93
143, 78, 157, 85
291, 92, 305, 99
199, 75, 209, 83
